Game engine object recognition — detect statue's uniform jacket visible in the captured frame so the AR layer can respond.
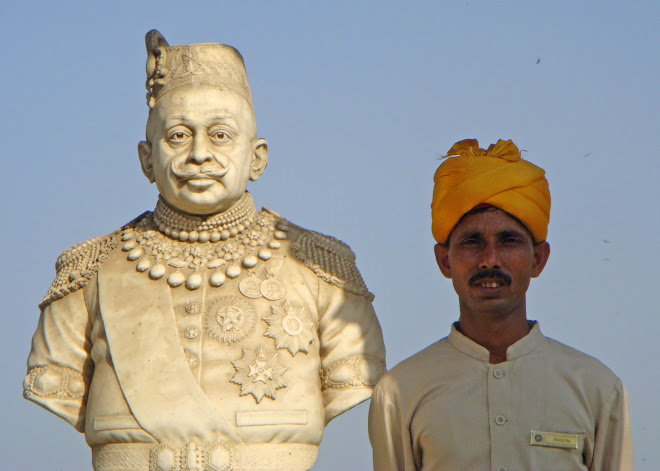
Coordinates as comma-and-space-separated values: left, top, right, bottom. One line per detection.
24, 206, 385, 466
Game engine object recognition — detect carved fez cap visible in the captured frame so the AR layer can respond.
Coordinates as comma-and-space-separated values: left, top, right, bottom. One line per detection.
144, 30, 253, 109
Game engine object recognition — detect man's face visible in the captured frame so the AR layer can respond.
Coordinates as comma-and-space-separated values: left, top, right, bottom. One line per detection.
139, 85, 267, 215
434, 208, 550, 320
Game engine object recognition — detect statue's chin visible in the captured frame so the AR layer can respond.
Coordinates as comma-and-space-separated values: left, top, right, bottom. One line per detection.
162, 193, 242, 217
184, 178, 217, 190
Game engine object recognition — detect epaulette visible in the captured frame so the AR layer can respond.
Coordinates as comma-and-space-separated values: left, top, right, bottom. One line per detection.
38, 213, 149, 310
289, 225, 374, 301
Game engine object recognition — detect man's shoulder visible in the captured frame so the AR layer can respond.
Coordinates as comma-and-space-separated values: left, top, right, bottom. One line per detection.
543, 335, 622, 387
375, 338, 452, 396
39, 212, 149, 310
272, 210, 374, 301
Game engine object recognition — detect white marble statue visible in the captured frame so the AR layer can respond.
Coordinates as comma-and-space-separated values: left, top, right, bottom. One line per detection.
24, 30, 385, 471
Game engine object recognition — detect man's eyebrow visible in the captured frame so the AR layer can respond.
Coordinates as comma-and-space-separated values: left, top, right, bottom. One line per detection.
499, 229, 527, 239
457, 230, 482, 240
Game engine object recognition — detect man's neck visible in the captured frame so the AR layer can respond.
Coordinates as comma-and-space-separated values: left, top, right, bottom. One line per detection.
456, 311, 530, 364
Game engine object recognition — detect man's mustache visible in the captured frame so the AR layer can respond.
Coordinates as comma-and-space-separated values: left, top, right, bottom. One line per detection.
469, 269, 512, 286
170, 159, 229, 180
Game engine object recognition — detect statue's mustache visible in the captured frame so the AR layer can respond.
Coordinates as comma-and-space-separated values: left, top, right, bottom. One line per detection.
170, 158, 228, 180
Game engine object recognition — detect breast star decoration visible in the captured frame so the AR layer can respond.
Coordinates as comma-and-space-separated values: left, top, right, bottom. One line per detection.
204, 296, 256, 344
231, 345, 287, 403
263, 301, 315, 356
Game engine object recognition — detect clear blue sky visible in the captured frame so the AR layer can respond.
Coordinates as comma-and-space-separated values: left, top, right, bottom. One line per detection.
3, 1, 658, 469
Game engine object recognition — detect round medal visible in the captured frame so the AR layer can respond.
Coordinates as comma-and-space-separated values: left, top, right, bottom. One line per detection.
239, 276, 263, 299
260, 278, 286, 301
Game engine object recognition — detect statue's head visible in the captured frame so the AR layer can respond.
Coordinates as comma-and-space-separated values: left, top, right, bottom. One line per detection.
138, 30, 268, 215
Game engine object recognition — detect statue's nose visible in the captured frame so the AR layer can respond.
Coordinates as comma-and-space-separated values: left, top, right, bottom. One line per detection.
190, 136, 213, 164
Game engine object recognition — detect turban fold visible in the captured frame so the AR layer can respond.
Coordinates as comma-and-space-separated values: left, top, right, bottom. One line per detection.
431, 139, 551, 244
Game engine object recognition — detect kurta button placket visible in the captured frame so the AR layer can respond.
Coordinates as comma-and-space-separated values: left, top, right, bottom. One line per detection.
488, 362, 512, 467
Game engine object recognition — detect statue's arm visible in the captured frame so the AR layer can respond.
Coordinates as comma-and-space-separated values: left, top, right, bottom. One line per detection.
24, 287, 94, 432
289, 226, 386, 423
23, 239, 105, 432
317, 288, 386, 424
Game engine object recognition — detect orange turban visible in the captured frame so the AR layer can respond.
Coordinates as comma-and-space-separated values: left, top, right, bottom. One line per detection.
431, 139, 551, 244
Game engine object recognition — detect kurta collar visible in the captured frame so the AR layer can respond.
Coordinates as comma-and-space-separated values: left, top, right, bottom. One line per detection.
448, 320, 545, 363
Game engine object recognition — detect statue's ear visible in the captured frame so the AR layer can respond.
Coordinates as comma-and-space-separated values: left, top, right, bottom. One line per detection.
138, 141, 155, 183
249, 138, 268, 181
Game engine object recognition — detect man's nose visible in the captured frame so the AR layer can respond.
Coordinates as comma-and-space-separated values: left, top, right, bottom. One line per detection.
478, 243, 502, 270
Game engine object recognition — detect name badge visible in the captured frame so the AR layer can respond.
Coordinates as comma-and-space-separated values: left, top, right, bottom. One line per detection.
530, 430, 579, 449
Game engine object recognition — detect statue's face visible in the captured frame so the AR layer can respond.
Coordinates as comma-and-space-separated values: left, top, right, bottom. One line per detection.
139, 85, 267, 215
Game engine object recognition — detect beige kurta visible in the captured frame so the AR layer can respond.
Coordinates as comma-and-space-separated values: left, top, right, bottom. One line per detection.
24, 204, 386, 471
369, 322, 632, 471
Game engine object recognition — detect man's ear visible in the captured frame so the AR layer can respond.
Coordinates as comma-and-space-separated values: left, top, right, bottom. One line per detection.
434, 243, 452, 279
249, 138, 268, 181
138, 141, 155, 183
531, 241, 550, 278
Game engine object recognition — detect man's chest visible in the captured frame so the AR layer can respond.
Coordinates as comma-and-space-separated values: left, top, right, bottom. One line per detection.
410, 362, 592, 471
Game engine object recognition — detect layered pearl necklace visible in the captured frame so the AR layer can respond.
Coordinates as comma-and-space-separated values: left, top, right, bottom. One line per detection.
121, 193, 289, 289
152, 192, 257, 242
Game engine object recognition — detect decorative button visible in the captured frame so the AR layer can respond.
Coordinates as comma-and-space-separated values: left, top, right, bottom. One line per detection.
495, 415, 507, 426
185, 353, 199, 368
493, 369, 504, 379
155, 447, 176, 471
184, 327, 199, 339
184, 303, 201, 315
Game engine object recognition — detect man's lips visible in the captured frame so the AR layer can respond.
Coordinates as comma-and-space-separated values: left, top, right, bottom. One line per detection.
475, 280, 505, 288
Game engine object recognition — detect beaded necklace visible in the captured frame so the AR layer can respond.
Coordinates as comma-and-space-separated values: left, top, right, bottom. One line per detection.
121, 193, 289, 289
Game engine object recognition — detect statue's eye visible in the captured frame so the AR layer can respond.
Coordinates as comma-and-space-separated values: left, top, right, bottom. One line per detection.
170, 131, 189, 142
210, 130, 231, 142
209, 126, 234, 144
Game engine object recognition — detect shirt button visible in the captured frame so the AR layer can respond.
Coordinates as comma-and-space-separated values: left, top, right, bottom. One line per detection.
493, 369, 504, 379
495, 415, 507, 426
184, 327, 199, 339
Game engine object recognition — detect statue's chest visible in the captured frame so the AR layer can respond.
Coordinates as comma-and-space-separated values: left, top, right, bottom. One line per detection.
98, 239, 321, 406
167, 264, 321, 383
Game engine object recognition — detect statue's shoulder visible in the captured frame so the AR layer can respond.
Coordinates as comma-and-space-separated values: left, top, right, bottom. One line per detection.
39, 212, 150, 310
265, 208, 373, 301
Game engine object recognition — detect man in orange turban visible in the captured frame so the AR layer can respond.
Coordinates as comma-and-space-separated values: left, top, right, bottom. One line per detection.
369, 139, 633, 470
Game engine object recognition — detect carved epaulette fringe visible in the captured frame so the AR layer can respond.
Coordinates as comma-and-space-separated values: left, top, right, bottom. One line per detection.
39, 213, 149, 310
290, 226, 374, 301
